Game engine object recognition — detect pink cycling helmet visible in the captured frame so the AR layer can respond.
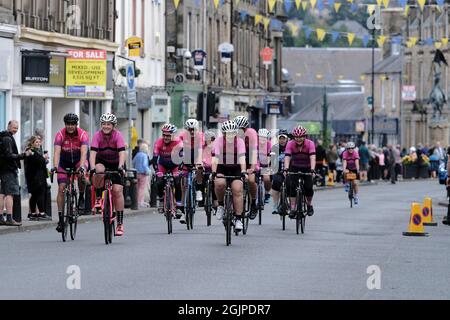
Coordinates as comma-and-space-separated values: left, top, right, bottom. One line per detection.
291, 126, 307, 138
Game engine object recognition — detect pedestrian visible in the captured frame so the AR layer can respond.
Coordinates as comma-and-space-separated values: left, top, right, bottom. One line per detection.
0, 120, 33, 226
326, 144, 338, 182
358, 141, 370, 182
386, 144, 396, 184
315, 139, 327, 183
24, 135, 51, 220
377, 148, 386, 180
133, 142, 150, 208
132, 139, 145, 160
394, 144, 402, 181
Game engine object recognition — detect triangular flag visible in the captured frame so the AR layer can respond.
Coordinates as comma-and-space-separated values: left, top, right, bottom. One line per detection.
409, 37, 418, 47
317, 0, 324, 11
437, 0, 445, 8
285, 0, 293, 12
418, 0, 426, 12
376, 0, 382, 6
367, 4, 376, 14
213, 0, 220, 9
382, 0, 389, 8
310, 0, 317, 9
255, 14, 262, 26
347, 0, 353, 3
235, 0, 240, 5
399, 0, 407, 8
377, 35, 386, 47
174, 0, 181, 9
328, 0, 334, 8
334, 3, 341, 12
263, 17, 271, 31
302, 1, 308, 10
442, 38, 448, 47
404, 5, 410, 16
268, 0, 277, 12
435, 41, 442, 49
347, 33, 355, 46
288, 22, 300, 37
295, 0, 302, 10
304, 26, 312, 39
239, 10, 248, 21
426, 37, 433, 46
350, 3, 357, 12
316, 28, 326, 41
362, 34, 370, 47
331, 31, 339, 43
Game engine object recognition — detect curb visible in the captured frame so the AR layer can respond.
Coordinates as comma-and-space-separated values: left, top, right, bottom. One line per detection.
0, 207, 158, 236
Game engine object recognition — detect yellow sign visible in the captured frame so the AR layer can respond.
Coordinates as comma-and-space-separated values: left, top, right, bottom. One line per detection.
126, 37, 144, 57
66, 50, 107, 99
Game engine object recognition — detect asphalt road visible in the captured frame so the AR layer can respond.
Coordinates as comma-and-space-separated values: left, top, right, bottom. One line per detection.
1, 180, 449, 300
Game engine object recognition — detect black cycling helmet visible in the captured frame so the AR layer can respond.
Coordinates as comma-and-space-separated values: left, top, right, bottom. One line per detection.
278, 129, 289, 138
64, 113, 79, 124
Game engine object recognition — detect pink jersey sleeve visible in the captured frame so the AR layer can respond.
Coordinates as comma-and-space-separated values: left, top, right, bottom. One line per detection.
307, 139, 316, 155
285, 140, 294, 156
237, 138, 246, 155
354, 150, 360, 159
212, 138, 221, 158
153, 138, 163, 157
114, 130, 126, 150
54, 131, 63, 147
90, 132, 100, 149
79, 129, 89, 146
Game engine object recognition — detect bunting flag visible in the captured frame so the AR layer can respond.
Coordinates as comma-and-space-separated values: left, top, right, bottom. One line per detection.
347, 33, 355, 46
442, 38, 449, 47
304, 26, 312, 39
263, 17, 271, 31
295, 0, 302, 10
362, 34, 370, 47
382, 0, 390, 8
331, 31, 339, 43
285, 0, 293, 12
268, 0, 277, 12
334, 3, 341, 12
435, 41, 442, 49
367, 4, 376, 15
302, 1, 308, 10
437, 0, 445, 9
316, 28, 326, 42
310, 0, 317, 10
194, 0, 200, 7
404, 5, 410, 16
426, 37, 434, 46
347, 0, 353, 3
239, 10, 248, 21
235, 0, 240, 5
399, 0, 407, 8
287, 21, 300, 37
377, 35, 386, 47
418, 0, 426, 11
255, 14, 262, 26
328, 0, 334, 8
376, 0, 382, 7
408, 37, 418, 47
350, 2, 357, 12
213, 0, 220, 9
174, 0, 181, 9
317, 0, 324, 11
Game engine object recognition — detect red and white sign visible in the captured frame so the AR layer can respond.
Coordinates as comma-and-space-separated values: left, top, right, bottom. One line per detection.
260, 47, 274, 66
402, 85, 416, 101
67, 50, 106, 60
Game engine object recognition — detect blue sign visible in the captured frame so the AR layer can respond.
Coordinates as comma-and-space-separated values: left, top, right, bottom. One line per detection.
126, 63, 136, 104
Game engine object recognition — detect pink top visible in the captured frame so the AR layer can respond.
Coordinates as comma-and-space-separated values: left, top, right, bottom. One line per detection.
258, 140, 272, 168
240, 128, 258, 165
90, 130, 125, 167
153, 137, 183, 168
178, 130, 204, 166
342, 150, 360, 171
212, 136, 246, 167
54, 127, 89, 167
378, 153, 385, 166
285, 139, 316, 169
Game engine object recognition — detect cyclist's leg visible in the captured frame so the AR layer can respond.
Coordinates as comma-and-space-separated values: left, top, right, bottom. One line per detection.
92, 164, 106, 209
173, 167, 184, 217
111, 170, 125, 235
271, 173, 283, 214
56, 167, 69, 231
231, 179, 244, 217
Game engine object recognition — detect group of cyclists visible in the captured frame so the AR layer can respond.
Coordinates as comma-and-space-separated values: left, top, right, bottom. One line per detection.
51, 112, 361, 237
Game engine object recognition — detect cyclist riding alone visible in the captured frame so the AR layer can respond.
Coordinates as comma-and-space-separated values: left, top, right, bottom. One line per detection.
257, 128, 273, 205
90, 113, 127, 236
179, 119, 205, 207
233, 115, 259, 220
152, 123, 184, 222
284, 126, 316, 218
212, 120, 248, 232
270, 129, 289, 215
342, 141, 360, 205
53, 113, 89, 233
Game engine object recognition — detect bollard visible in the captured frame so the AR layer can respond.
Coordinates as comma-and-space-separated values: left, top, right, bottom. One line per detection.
13, 186, 22, 223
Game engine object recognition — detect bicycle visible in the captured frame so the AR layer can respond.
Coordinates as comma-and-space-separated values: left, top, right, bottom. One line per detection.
242, 179, 250, 235
90, 170, 123, 245
255, 170, 265, 225
182, 166, 197, 231
162, 173, 177, 234
51, 168, 84, 242
278, 177, 289, 231
346, 172, 357, 208
287, 172, 313, 235
203, 173, 214, 227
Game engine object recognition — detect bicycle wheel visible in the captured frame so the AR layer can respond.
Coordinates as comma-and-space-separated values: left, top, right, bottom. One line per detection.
349, 184, 354, 208
186, 183, 195, 231
296, 190, 303, 235
280, 186, 287, 231
224, 192, 233, 246
204, 182, 212, 226
70, 192, 78, 241
165, 185, 173, 234
62, 192, 71, 242
301, 196, 306, 234
103, 190, 112, 244
258, 182, 264, 225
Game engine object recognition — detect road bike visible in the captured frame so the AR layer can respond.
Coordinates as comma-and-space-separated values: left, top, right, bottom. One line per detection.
203, 173, 214, 227
255, 170, 265, 225
346, 172, 357, 208
161, 173, 177, 234
51, 168, 84, 242
287, 172, 313, 235
182, 166, 197, 231
278, 176, 289, 231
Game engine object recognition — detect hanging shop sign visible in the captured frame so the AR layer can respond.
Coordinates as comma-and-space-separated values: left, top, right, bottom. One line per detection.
126, 37, 144, 57
192, 50, 207, 70
260, 47, 274, 68
218, 42, 234, 64
21, 50, 50, 84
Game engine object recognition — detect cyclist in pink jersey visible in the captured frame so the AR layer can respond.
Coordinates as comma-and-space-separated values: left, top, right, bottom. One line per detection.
342, 142, 360, 205
152, 123, 184, 221
212, 120, 248, 232
258, 129, 273, 204
284, 126, 316, 217
53, 113, 89, 233
199, 130, 217, 209
234, 115, 259, 219
90, 113, 127, 236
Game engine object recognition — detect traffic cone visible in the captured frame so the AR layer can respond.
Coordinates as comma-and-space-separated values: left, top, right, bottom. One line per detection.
327, 172, 335, 186
422, 197, 438, 226
403, 203, 429, 237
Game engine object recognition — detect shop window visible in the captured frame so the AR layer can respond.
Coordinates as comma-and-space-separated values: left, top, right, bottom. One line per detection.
80, 100, 103, 135
20, 97, 45, 151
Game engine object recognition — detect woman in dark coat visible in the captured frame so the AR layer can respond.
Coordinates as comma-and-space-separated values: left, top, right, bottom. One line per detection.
24, 136, 50, 220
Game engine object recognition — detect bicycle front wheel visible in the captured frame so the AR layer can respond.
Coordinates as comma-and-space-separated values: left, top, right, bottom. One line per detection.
224, 192, 233, 246
103, 190, 113, 244
70, 192, 78, 240
62, 192, 71, 242
205, 184, 212, 227
165, 185, 173, 234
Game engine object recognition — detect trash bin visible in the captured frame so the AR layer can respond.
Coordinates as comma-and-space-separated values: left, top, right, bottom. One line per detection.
13, 186, 21, 223
124, 169, 138, 210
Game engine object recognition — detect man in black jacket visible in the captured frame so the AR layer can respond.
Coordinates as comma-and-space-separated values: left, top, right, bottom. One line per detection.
0, 121, 33, 226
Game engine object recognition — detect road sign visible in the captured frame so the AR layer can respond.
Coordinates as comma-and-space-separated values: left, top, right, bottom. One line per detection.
260, 47, 274, 66
126, 63, 136, 104
402, 85, 416, 101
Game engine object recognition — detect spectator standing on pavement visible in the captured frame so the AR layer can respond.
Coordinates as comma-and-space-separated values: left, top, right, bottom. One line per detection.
386, 144, 396, 184
326, 144, 338, 182
132, 139, 145, 160
24, 135, 51, 220
133, 143, 150, 208
315, 139, 327, 178
358, 141, 370, 182
0, 120, 33, 226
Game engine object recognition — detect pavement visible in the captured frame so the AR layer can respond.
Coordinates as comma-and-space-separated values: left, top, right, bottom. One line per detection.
1, 179, 449, 299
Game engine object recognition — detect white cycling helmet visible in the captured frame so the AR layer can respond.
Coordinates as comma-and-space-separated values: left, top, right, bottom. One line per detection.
233, 116, 249, 129
346, 142, 356, 149
221, 120, 238, 133
258, 128, 270, 138
185, 119, 199, 130
161, 123, 177, 134
205, 130, 216, 140
100, 113, 117, 125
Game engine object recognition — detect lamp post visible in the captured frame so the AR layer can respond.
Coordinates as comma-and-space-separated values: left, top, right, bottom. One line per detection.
371, 27, 376, 146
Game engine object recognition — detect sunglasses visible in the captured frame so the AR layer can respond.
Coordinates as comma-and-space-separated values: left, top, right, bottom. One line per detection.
65, 122, 77, 126
163, 134, 172, 138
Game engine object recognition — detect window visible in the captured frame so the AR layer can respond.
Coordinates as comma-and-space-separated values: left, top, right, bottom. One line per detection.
20, 97, 45, 151
392, 77, 397, 111
381, 77, 385, 109
0, 92, 5, 131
